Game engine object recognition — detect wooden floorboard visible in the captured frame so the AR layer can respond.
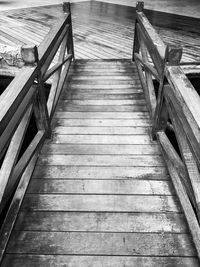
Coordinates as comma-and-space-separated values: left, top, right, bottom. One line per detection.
32, 165, 169, 180
2, 59, 198, 266
14, 211, 186, 232
6, 231, 196, 256
2, 255, 199, 267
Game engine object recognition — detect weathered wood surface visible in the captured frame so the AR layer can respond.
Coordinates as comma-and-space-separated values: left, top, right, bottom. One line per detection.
2, 255, 199, 267
2, 59, 198, 266
0, 1, 199, 69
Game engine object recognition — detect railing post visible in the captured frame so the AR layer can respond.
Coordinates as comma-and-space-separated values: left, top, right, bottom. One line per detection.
25, 45, 51, 137
21, 44, 38, 65
63, 2, 75, 59
166, 45, 183, 66
132, 1, 144, 61
152, 45, 182, 138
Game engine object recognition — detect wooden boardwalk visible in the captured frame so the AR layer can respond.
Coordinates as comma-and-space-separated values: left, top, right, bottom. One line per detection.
1, 59, 198, 266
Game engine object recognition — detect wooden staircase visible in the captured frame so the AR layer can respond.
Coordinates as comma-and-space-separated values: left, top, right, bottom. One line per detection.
1, 59, 198, 266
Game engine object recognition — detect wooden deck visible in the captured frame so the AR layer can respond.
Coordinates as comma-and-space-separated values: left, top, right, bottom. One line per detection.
0, 1, 200, 65
1, 59, 198, 266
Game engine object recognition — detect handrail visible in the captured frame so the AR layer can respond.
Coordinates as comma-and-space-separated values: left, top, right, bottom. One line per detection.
0, 2, 74, 258
133, 1, 200, 260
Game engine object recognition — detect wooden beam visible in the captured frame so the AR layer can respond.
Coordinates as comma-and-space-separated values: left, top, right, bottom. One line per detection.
157, 131, 195, 205
1, 131, 45, 212
136, 30, 156, 119
165, 66, 200, 166
158, 131, 200, 260
166, 97, 200, 220
136, 13, 166, 76
134, 53, 160, 81
43, 54, 72, 82
0, 154, 38, 265
0, 85, 36, 157
0, 106, 32, 205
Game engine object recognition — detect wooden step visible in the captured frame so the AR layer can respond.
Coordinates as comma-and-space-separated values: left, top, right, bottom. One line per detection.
7, 231, 195, 256
63, 88, 143, 94
65, 85, 142, 91
21, 194, 180, 212
27, 179, 174, 195
60, 99, 146, 106
15, 211, 187, 233
53, 111, 149, 119
48, 135, 155, 145
57, 104, 148, 112
63, 93, 145, 100
52, 118, 151, 127
33, 166, 169, 180
41, 144, 161, 155
2, 255, 199, 267
38, 155, 165, 167
52, 126, 150, 135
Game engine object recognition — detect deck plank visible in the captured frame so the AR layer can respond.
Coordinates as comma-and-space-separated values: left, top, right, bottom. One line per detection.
6, 231, 196, 256
14, 211, 186, 232
51, 126, 150, 135
51, 118, 151, 126
41, 144, 161, 154
48, 134, 155, 144
37, 154, 165, 166
27, 179, 174, 195
2, 255, 199, 267
53, 111, 149, 119
33, 165, 169, 180
21, 194, 180, 212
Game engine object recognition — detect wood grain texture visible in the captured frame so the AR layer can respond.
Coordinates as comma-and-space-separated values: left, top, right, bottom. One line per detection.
27, 179, 174, 195
2, 255, 199, 267
51, 118, 151, 126
7, 231, 195, 256
57, 104, 148, 112
51, 126, 150, 135
41, 144, 161, 155
52, 118, 151, 127
49, 134, 155, 144
21, 194, 180, 212
53, 112, 149, 119
33, 165, 169, 180
15, 211, 187, 232
37, 154, 165, 166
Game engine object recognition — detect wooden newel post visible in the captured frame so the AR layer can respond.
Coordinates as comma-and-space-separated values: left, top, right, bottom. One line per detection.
136, 1, 144, 12
63, 2, 70, 13
166, 45, 182, 66
132, 2, 144, 61
63, 2, 75, 59
21, 44, 38, 65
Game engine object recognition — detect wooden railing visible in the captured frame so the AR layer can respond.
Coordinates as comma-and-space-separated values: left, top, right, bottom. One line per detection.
133, 1, 200, 259
0, 2, 74, 259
